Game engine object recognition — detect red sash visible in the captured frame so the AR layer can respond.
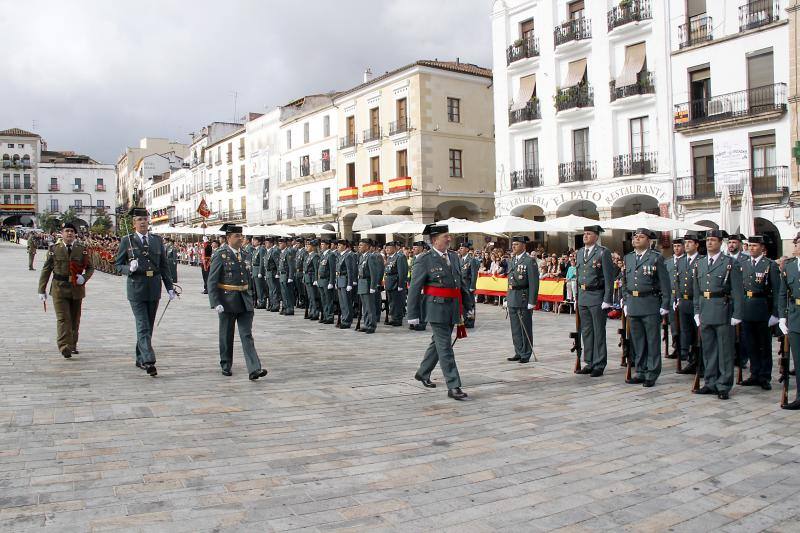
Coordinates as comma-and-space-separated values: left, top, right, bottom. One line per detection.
422, 285, 467, 339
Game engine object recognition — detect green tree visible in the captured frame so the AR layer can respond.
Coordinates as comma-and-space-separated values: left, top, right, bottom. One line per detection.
61, 207, 78, 225
37, 210, 61, 233
91, 208, 113, 234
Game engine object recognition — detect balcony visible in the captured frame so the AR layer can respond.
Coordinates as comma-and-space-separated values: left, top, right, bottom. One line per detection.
554, 18, 592, 47
22, 160, 32, 169
71, 206, 84, 213
613, 152, 658, 177
277, 203, 333, 221
205, 184, 214, 192
388, 176, 412, 193
610, 71, 655, 102
555, 84, 594, 112
558, 161, 597, 183
607, 0, 652, 31
219, 209, 247, 222
1, 160, 10, 168
95, 183, 106, 191
206, 160, 213, 168
214, 182, 222, 191
226, 180, 233, 192
673, 83, 787, 132
72, 185, 84, 192
389, 119, 409, 135
0, 203, 35, 214
506, 36, 540, 65
676, 167, 789, 201
678, 16, 713, 49
239, 148, 245, 160
48, 184, 60, 192
227, 153, 233, 163
238, 176, 246, 188
339, 186, 359, 201
362, 181, 383, 198
339, 134, 358, 150
510, 168, 543, 190
739, 0, 780, 32
509, 99, 541, 125
363, 127, 382, 144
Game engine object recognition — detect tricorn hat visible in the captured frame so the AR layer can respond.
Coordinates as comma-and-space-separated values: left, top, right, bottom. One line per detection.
220, 223, 243, 235
634, 228, 657, 240
747, 234, 765, 244
683, 232, 704, 243
128, 207, 149, 217
422, 223, 448, 237
583, 225, 604, 235
511, 235, 530, 243
706, 229, 729, 240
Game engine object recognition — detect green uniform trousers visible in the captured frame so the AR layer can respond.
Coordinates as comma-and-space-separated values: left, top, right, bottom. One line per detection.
53, 296, 82, 353
701, 323, 735, 393
629, 313, 662, 382
509, 306, 533, 361
129, 300, 159, 365
218, 311, 262, 374
579, 304, 607, 370
417, 322, 462, 390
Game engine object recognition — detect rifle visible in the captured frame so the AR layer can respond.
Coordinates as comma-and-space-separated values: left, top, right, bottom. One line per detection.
355, 294, 362, 331
571, 290, 582, 373
335, 288, 342, 328
674, 307, 682, 373
692, 325, 703, 392
662, 315, 669, 361
735, 323, 743, 385
618, 312, 630, 368
383, 289, 390, 325
779, 333, 790, 407
624, 315, 633, 382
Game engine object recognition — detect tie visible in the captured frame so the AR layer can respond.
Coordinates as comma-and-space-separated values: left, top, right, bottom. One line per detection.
236, 251, 241, 262
753, 259, 757, 268
709, 257, 714, 268
584, 248, 589, 261
66, 244, 72, 255
443, 251, 450, 267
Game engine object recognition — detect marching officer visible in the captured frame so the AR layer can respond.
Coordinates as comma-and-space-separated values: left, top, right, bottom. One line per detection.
777, 232, 800, 409
408, 241, 428, 331
457, 241, 479, 329
665, 238, 685, 359
317, 239, 337, 324
164, 237, 178, 283
356, 238, 380, 333
251, 236, 267, 309
384, 241, 408, 326
38, 222, 94, 358
575, 225, 614, 376
114, 207, 176, 377
675, 233, 705, 375
621, 229, 671, 387
303, 239, 321, 320
504, 236, 539, 363
407, 224, 473, 400
277, 237, 296, 315
693, 229, 744, 400
336, 239, 357, 328
208, 223, 268, 380
264, 236, 281, 312
27, 233, 37, 270
739, 235, 780, 390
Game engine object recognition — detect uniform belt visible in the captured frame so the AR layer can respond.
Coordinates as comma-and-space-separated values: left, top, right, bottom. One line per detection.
422, 285, 467, 339
217, 283, 249, 291
682, 294, 692, 300
52, 273, 70, 282
702, 291, 728, 299
628, 289, 657, 297
745, 291, 766, 298
794, 298, 800, 306
510, 284, 529, 289
581, 284, 603, 291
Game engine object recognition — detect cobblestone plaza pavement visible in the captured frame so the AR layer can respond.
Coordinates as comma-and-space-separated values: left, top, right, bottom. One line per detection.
2, 241, 800, 532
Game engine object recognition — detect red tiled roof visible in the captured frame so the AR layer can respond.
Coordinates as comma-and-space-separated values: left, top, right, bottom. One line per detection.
0, 128, 40, 138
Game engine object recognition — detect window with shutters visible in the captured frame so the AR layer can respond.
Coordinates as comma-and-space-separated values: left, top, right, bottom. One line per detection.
447, 97, 461, 123
323, 115, 330, 137
692, 142, 714, 197
449, 149, 463, 177
370, 156, 380, 182
346, 162, 356, 187
397, 150, 408, 177
569, 0, 584, 20
286, 130, 292, 150
524, 139, 538, 171
629, 117, 650, 156
323, 188, 331, 214
572, 128, 589, 163
303, 122, 309, 144
750, 133, 777, 190
689, 67, 711, 120
747, 49, 774, 110
520, 18, 534, 40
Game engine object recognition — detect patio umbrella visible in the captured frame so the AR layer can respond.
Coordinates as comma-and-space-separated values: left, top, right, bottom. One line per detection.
719, 185, 732, 234
739, 185, 755, 238
363, 220, 427, 235
601, 211, 710, 232
537, 214, 602, 233
475, 215, 550, 234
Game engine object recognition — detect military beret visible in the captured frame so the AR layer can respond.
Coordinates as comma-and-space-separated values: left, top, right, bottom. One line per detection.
511, 235, 530, 243
583, 225, 604, 235
422, 223, 448, 236
706, 229, 729, 240
634, 228, 657, 240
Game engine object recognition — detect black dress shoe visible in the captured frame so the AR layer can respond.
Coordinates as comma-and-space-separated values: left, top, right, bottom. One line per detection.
61, 348, 72, 359
577, 366, 592, 375
414, 373, 436, 388
626, 376, 645, 384
507, 355, 521, 362
364, 329, 375, 334
519, 359, 530, 364
590, 369, 604, 377
718, 391, 730, 400
136, 362, 145, 370
677, 364, 697, 375
694, 386, 714, 394
760, 381, 772, 391
740, 376, 759, 386
221, 369, 232, 377
782, 398, 800, 410
71, 349, 79, 354
643, 380, 655, 388
339, 325, 350, 329
145, 364, 158, 377
448, 388, 468, 400
666, 351, 678, 359
249, 369, 268, 381
285, 312, 294, 316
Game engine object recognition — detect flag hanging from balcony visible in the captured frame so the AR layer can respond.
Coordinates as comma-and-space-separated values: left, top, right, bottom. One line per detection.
197, 198, 211, 218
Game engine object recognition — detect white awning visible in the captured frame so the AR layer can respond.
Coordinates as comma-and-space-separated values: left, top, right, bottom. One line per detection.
510, 75, 537, 111
563, 59, 587, 88
616, 42, 646, 88
352, 214, 411, 232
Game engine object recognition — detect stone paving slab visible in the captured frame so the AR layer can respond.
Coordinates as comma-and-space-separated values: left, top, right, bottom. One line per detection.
1, 241, 800, 532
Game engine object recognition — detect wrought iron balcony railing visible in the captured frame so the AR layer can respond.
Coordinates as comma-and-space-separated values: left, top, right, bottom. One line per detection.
678, 16, 713, 49
389, 119, 409, 135
558, 161, 597, 183
555, 84, 594, 112
509, 99, 541, 125
613, 152, 658, 177
554, 17, 592, 46
676, 166, 789, 200
610, 71, 655, 102
607, 0, 652, 31
510, 168, 543, 190
506, 36, 540, 65
739, 0, 780, 32
673, 83, 787, 129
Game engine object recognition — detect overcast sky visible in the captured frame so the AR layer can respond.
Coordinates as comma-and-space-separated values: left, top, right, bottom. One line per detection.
1, 0, 492, 164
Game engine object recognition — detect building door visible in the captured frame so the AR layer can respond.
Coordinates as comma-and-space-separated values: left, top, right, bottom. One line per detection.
692, 142, 714, 199
689, 68, 711, 120
750, 133, 776, 194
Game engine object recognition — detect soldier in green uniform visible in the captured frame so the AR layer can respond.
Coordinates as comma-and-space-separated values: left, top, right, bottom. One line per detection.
38, 222, 94, 358
294, 237, 308, 310
251, 236, 267, 309
384, 241, 408, 326
575, 225, 614, 376
164, 237, 178, 283
263, 236, 281, 312
335, 239, 357, 328
316, 239, 336, 324
357, 238, 380, 333
277, 237, 296, 315
504, 236, 539, 363
665, 238, 685, 359
303, 239, 321, 320
114, 207, 176, 376
621, 229, 671, 387
408, 241, 428, 331
693, 229, 744, 400
675, 233, 705, 375
208, 223, 268, 381
739, 235, 780, 390
27, 234, 37, 270
372, 241, 385, 324
777, 232, 800, 409
457, 241, 479, 329
407, 224, 473, 400
727, 234, 750, 262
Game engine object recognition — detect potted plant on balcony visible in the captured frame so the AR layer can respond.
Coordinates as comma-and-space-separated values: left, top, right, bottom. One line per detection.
513, 38, 525, 47
619, 0, 633, 8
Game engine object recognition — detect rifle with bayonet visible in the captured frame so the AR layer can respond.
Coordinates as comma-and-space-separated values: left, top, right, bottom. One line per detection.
571, 289, 582, 373
779, 332, 790, 407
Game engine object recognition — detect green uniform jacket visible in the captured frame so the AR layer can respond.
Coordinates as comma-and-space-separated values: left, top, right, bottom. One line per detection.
693, 253, 744, 325
622, 249, 671, 316
303, 251, 320, 284
576, 244, 614, 306
38, 241, 95, 299
506, 252, 540, 307
318, 249, 337, 286
357, 252, 381, 294
278, 247, 296, 282
115, 233, 174, 301
406, 249, 473, 325
384, 252, 408, 291
778, 258, 800, 332
336, 250, 357, 289
740, 256, 779, 322
672, 254, 704, 313
208, 244, 254, 314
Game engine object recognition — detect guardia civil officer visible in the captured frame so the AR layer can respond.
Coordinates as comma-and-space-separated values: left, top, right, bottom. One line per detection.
317, 239, 337, 324
356, 238, 380, 333
408, 241, 429, 331
277, 238, 296, 315
504, 236, 539, 363
164, 237, 179, 283
335, 239, 357, 328
675, 233, 705, 374
777, 232, 800, 409
251, 236, 267, 309
303, 239, 321, 320
384, 241, 408, 326
114, 207, 176, 376
457, 241, 479, 329
575, 225, 614, 376
665, 238, 685, 359
264, 236, 281, 312
208, 223, 268, 380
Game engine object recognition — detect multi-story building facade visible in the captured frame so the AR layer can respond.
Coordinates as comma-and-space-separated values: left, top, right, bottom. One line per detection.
333, 60, 496, 238
492, 0, 674, 253
116, 137, 188, 210
244, 109, 281, 226
38, 151, 116, 228
0, 128, 41, 227
274, 94, 338, 230
788, 0, 800, 202
671, 0, 791, 256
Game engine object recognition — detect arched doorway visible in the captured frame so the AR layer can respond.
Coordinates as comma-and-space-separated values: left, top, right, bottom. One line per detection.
434, 200, 481, 221
340, 213, 357, 240
510, 204, 546, 250
754, 217, 781, 258
1, 214, 34, 227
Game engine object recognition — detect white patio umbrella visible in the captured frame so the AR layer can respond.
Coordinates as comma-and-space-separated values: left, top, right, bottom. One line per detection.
436, 217, 501, 235
537, 214, 602, 233
601, 211, 710, 232
363, 220, 427, 235
739, 185, 755, 238
719, 185, 733, 233
286, 224, 337, 235
475, 215, 550, 235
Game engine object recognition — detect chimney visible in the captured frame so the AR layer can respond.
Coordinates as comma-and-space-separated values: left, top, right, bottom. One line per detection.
363, 68, 373, 83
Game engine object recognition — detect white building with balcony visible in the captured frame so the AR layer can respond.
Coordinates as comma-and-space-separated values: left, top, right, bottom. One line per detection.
244, 108, 281, 226
671, 0, 791, 256
492, 0, 675, 253
275, 94, 338, 230
0, 128, 41, 227
115, 137, 188, 210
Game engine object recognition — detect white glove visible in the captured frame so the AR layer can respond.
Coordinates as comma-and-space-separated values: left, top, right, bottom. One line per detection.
768, 315, 780, 327
129, 259, 139, 273
38, 293, 47, 302
215, 304, 224, 314
313, 281, 318, 286
327, 283, 333, 290
408, 318, 420, 326
370, 289, 376, 294
257, 274, 262, 278
346, 285, 352, 292
398, 287, 403, 292
274, 275, 279, 279
731, 318, 742, 326
502, 300, 508, 309
601, 302, 612, 310
168, 289, 177, 301
694, 314, 701, 327
470, 288, 475, 292
76, 274, 85, 285
659, 308, 669, 317
673, 301, 678, 310
527, 303, 534, 310
779, 318, 789, 335
287, 278, 293, 283
623, 305, 628, 316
